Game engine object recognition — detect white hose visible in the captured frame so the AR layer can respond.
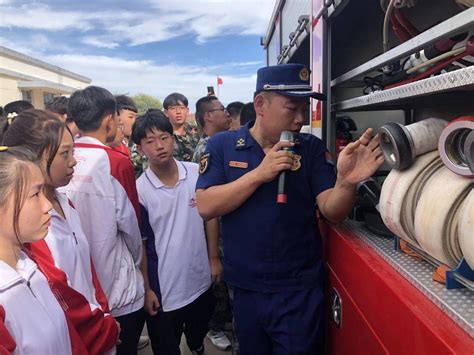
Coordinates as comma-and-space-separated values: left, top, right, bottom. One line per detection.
406, 46, 466, 74
405, 118, 448, 156
378, 118, 447, 170
438, 116, 474, 177
383, 0, 396, 52
414, 167, 473, 267
380, 151, 442, 243
458, 189, 474, 269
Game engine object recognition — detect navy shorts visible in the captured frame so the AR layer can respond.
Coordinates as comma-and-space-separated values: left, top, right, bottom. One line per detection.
232, 287, 325, 355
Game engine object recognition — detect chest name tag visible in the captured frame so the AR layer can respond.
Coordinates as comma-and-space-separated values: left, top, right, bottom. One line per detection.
229, 161, 248, 169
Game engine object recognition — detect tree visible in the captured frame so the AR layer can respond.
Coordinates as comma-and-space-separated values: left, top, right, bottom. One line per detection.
132, 93, 162, 114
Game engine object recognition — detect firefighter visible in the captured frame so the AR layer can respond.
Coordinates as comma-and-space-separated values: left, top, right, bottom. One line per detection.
196, 63, 384, 354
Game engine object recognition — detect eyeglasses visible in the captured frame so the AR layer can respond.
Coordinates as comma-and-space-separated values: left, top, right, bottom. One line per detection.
167, 105, 188, 112
207, 107, 226, 114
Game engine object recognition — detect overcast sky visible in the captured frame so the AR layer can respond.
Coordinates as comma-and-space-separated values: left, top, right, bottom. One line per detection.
0, 0, 276, 109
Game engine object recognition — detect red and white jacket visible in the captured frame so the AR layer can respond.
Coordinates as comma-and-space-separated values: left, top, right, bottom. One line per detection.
26, 240, 118, 355
0, 252, 72, 355
62, 136, 144, 317
46, 192, 109, 313
26, 191, 118, 354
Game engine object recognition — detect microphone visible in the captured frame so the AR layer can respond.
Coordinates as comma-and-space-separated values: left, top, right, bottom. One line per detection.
277, 131, 294, 204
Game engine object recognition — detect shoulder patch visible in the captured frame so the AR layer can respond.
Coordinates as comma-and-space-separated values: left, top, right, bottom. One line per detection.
199, 153, 210, 174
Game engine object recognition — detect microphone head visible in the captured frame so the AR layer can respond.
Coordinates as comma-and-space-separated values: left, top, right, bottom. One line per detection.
279, 131, 294, 143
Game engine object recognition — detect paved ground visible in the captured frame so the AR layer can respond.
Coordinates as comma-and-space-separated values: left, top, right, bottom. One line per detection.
138, 326, 234, 355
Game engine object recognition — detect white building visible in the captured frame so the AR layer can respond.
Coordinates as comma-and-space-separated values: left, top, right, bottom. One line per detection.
0, 46, 91, 109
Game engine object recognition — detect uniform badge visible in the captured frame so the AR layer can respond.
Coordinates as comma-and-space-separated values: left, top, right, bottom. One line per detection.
229, 161, 248, 169
199, 153, 210, 174
291, 154, 302, 171
299, 67, 310, 82
236, 138, 246, 148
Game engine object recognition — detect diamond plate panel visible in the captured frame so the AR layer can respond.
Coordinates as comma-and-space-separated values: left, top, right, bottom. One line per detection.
332, 66, 474, 111
337, 220, 474, 337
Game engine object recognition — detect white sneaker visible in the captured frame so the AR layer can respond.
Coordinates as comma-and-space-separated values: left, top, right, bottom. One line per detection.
137, 335, 150, 350
206, 331, 231, 350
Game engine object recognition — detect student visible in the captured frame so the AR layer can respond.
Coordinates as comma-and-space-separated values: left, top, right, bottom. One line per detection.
0, 100, 34, 143
64, 86, 145, 354
239, 102, 256, 127
226, 101, 244, 131
131, 110, 220, 355
163, 93, 200, 162
4, 109, 119, 354
115, 95, 138, 143
45, 96, 80, 137
0, 146, 73, 355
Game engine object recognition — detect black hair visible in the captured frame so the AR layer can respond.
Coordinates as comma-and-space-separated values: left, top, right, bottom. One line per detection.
163, 92, 188, 109
68, 86, 116, 132
4, 100, 34, 116
45, 96, 69, 116
0, 106, 3, 117
131, 109, 173, 145
0, 146, 39, 242
3, 109, 71, 177
195, 96, 218, 129
115, 95, 138, 113
226, 101, 244, 118
240, 102, 256, 126
1, 101, 35, 144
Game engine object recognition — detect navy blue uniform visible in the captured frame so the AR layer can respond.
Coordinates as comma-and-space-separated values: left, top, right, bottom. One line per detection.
196, 123, 336, 354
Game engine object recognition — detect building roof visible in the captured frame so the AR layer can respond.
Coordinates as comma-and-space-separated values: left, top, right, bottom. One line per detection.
0, 46, 91, 84
0, 68, 80, 94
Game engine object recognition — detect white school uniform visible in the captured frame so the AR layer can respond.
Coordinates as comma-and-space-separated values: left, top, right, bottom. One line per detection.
0, 252, 72, 355
46, 192, 105, 310
62, 136, 144, 317
136, 161, 211, 312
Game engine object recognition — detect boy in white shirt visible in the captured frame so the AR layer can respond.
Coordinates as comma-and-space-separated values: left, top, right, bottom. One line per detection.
64, 86, 145, 354
132, 109, 221, 355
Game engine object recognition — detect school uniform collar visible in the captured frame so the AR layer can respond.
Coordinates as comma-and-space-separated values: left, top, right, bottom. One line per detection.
145, 159, 188, 189
49, 191, 70, 221
0, 251, 37, 291
75, 136, 106, 146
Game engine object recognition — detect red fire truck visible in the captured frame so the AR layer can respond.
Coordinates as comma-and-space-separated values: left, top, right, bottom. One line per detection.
262, 1, 473, 353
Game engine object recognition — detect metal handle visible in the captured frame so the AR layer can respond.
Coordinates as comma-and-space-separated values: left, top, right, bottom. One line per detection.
331, 288, 342, 328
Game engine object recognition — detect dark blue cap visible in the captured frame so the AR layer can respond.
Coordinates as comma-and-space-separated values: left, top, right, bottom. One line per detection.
256, 63, 326, 101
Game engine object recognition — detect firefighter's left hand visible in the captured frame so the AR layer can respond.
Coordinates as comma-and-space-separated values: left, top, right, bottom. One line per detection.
209, 256, 223, 283
336, 128, 384, 185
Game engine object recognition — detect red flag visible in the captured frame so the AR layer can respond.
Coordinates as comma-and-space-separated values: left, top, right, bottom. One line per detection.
217, 76, 223, 85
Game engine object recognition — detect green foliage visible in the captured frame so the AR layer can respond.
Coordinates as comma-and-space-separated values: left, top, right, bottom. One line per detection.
132, 93, 162, 114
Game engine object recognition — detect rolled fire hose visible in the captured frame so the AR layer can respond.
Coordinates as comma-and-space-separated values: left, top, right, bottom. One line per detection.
380, 151, 442, 244
463, 130, 474, 174
458, 189, 474, 270
414, 167, 473, 267
438, 116, 474, 177
378, 118, 447, 170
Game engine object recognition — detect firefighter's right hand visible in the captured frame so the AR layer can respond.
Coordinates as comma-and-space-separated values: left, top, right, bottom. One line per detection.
254, 141, 294, 183
144, 289, 160, 316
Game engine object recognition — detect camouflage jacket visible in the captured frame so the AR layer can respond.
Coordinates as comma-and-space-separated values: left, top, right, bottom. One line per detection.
192, 135, 209, 164
130, 142, 148, 178
173, 123, 200, 162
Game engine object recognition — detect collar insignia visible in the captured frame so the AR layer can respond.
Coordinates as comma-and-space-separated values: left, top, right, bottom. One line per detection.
236, 138, 246, 148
